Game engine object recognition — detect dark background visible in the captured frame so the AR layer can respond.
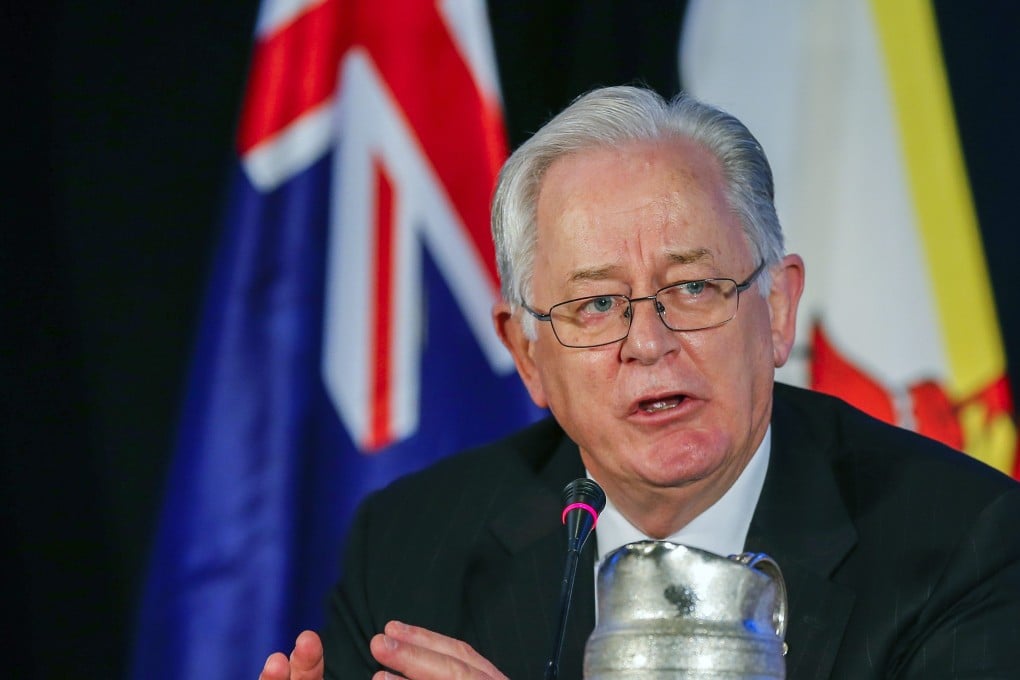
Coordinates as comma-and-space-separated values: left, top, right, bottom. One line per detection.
5, 2, 1017, 677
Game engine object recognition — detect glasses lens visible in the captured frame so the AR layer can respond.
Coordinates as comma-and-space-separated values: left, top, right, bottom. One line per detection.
657, 279, 738, 331
550, 295, 630, 347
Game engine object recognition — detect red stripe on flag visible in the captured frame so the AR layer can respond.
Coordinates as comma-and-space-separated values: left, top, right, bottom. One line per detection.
349, 0, 506, 285
367, 160, 396, 450
237, 0, 348, 154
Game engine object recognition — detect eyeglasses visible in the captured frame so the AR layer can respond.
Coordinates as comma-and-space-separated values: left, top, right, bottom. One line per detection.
521, 261, 766, 348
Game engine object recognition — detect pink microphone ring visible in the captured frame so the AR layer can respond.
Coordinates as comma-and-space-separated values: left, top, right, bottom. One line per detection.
562, 502, 599, 528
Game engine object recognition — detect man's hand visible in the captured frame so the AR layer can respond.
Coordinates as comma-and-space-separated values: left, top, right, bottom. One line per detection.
370, 620, 508, 680
259, 629, 324, 680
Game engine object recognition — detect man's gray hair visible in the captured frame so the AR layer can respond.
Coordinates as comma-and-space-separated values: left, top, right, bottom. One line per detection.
491, 85, 785, 335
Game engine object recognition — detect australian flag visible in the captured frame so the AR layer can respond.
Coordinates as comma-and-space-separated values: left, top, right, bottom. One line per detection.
131, 1, 542, 677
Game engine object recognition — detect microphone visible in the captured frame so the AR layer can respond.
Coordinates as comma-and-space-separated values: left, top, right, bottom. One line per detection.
545, 478, 606, 680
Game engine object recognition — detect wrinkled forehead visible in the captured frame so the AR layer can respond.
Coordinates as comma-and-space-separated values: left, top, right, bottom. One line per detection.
539, 137, 725, 201
555, 189, 707, 232
532, 140, 746, 272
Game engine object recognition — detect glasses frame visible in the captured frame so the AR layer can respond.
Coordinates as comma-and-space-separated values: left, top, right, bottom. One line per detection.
521, 260, 766, 348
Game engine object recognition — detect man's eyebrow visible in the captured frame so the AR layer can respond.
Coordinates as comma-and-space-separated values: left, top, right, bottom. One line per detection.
566, 249, 714, 283
665, 248, 713, 266
567, 266, 618, 283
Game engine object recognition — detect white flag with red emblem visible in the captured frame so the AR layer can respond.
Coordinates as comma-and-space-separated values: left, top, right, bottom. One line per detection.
680, 0, 1017, 476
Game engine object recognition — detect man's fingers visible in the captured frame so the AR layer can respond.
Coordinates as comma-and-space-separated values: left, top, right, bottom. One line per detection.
289, 630, 325, 679
371, 633, 479, 680
259, 631, 324, 680
259, 652, 292, 680
370, 621, 506, 680
384, 620, 501, 674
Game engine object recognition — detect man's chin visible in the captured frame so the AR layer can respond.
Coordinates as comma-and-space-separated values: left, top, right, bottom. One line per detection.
629, 431, 730, 486
578, 425, 729, 486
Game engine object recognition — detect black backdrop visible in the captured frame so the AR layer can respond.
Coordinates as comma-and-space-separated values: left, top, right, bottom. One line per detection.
5, 2, 1018, 677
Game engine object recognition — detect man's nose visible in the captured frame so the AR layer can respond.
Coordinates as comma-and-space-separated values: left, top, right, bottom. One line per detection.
620, 296, 679, 363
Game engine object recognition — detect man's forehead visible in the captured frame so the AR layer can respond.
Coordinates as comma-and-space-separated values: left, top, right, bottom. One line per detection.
582, 189, 700, 221
537, 142, 728, 225
531, 139, 746, 275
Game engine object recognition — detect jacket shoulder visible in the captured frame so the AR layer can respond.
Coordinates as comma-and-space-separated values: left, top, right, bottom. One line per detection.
773, 382, 1016, 501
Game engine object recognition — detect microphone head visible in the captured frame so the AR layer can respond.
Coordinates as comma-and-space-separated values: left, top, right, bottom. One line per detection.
561, 478, 606, 552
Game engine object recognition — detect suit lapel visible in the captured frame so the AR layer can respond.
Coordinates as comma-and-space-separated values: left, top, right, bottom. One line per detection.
746, 387, 857, 679
465, 431, 594, 679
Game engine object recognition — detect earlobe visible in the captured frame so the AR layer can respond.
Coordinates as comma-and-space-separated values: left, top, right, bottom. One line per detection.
768, 254, 805, 368
492, 302, 549, 408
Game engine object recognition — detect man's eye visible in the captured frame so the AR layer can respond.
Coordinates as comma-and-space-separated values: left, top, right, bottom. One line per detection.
582, 296, 617, 314
678, 280, 707, 296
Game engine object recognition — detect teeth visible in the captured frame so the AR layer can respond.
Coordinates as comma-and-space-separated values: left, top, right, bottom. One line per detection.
643, 398, 679, 413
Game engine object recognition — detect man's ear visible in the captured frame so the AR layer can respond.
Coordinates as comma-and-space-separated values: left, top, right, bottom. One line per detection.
493, 301, 549, 408
767, 254, 805, 368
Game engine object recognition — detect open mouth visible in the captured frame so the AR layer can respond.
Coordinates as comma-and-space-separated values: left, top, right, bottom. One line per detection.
639, 395, 684, 413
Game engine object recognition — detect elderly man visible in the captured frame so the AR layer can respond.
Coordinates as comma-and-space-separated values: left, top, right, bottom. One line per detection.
261, 86, 1020, 679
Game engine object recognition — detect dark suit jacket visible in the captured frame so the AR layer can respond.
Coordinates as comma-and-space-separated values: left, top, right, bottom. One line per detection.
322, 384, 1020, 678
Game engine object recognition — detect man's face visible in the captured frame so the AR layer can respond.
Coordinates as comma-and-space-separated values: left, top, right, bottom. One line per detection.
495, 138, 803, 533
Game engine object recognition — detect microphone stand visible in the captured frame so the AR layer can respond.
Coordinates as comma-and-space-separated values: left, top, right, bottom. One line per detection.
544, 537, 584, 680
